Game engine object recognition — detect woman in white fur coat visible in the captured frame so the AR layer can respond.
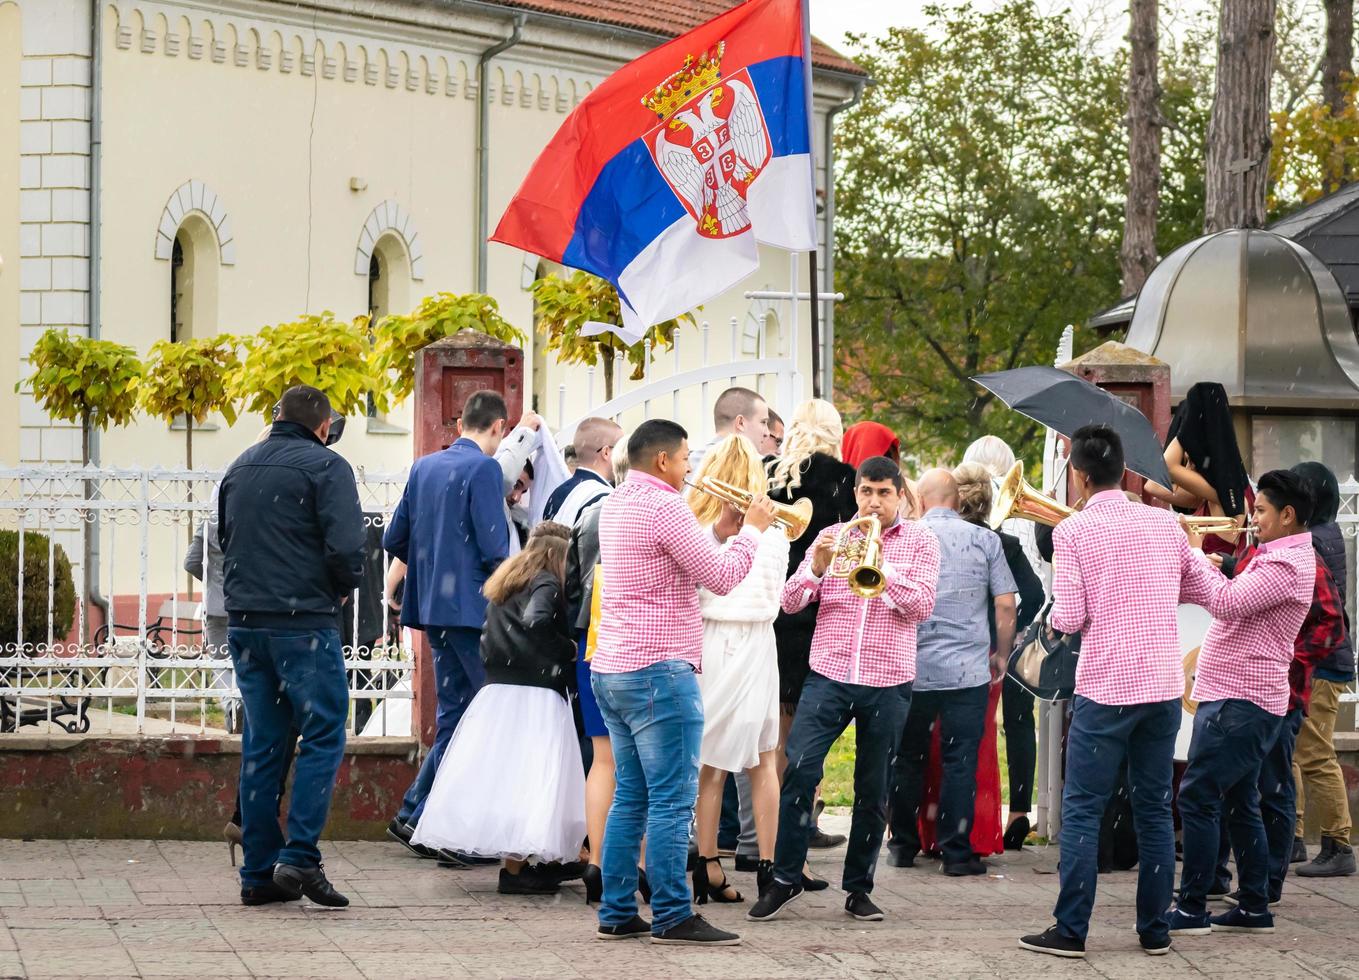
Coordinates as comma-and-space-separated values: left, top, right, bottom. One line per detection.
686, 435, 790, 904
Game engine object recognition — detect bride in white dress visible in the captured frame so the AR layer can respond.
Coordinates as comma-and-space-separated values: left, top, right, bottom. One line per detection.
686, 435, 789, 904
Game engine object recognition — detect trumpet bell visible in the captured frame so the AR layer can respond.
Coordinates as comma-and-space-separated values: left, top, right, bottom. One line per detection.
989, 461, 1076, 529
829, 514, 887, 598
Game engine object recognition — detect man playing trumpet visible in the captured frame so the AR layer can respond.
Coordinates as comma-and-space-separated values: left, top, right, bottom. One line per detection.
748, 455, 940, 924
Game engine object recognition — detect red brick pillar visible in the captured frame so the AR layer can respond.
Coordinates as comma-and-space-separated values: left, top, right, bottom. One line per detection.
1060, 341, 1171, 503
409, 331, 523, 749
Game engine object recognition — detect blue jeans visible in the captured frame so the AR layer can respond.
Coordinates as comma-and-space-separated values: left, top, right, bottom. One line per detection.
775, 671, 912, 894
229, 627, 349, 887
1053, 696, 1180, 943
1178, 698, 1284, 915
591, 660, 704, 933
889, 682, 990, 866
397, 627, 484, 825
1214, 707, 1303, 900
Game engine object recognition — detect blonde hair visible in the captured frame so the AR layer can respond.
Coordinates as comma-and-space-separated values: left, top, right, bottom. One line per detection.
611, 435, 630, 483
686, 434, 767, 526
962, 435, 1016, 480
482, 522, 569, 604
952, 462, 994, 525
770, 399, 844, 493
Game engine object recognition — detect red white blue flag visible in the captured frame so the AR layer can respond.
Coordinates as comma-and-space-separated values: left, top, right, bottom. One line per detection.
492, 0, 817, 336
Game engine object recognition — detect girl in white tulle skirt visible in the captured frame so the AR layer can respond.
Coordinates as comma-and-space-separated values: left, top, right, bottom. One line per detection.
411, 523, 585, 895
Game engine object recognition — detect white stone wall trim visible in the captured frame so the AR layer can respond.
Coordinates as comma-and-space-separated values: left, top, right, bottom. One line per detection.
355, 200, 424, 281
153, 180, 235, 265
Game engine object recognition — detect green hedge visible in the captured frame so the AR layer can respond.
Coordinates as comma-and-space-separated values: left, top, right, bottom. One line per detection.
0, 530, 76, 649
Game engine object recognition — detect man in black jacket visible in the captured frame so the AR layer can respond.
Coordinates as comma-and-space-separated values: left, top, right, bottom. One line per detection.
219, 385, 365, 908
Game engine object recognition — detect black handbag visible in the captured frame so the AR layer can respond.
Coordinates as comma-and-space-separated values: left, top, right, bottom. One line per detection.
1007, 601, 1081, 701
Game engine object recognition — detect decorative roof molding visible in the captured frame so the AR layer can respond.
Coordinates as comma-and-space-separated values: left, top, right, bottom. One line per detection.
108, 1, 597, 113
153, 179, 235, 265
356, 200, 424, 281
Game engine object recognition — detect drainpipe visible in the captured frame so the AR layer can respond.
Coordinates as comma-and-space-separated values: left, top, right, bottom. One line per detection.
820, 79, 865, 401
476, 15, 526, 294
85, 0, 111, 641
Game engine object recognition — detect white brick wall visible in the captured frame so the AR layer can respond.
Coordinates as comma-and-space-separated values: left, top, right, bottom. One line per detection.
19, 13, 93, 464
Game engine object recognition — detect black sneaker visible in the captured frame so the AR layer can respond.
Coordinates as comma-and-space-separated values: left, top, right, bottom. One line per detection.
1018, 925, 1086, 958
747, 878, 804, 921
597, 915, 651, 940
272, 863, 349, 908
807, 828, 847, 850
240, 882, 301, 907
1290, 838, 1309, 864
1210, 906, 1274, 932
650, 913, 741, 946
1222, 889, 1281, 908
1139, 934, 1171, 956
885, 846, 916, 868
498, 866, 559, 895
845, 892, 884, 921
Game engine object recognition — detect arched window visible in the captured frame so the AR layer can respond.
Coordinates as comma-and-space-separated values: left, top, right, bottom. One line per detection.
366, 235, 410, 420
166, 214, 219, 341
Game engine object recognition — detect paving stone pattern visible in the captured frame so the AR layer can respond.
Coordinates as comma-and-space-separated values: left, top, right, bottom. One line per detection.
2, 819, 1358, 979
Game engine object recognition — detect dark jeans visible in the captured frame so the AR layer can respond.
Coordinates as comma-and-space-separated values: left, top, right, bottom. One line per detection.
229, 627, 349, 887
1214, 707, 1304, 900
775, 671, 912, 894
1002, 676, 1036, 812
1178, 698, 1285, 915
396, 627, 484, 825
231, 728, 296, 828
1052, 696, 1180, 944
889, 682, 990, 866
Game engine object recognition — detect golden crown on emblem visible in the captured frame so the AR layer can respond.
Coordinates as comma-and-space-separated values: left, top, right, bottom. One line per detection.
641, 42, 725, 121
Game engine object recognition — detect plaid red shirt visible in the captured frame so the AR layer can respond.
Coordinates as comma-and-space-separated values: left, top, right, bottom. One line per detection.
1192, 531, 1317, 715
592, 471, 761, 674
781, 516, 940, 687
1229, 546, 1345, 714
1050, 490, 1218, 706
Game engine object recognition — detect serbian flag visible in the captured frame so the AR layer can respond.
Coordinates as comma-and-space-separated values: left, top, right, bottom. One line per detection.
491, 0, 817, 336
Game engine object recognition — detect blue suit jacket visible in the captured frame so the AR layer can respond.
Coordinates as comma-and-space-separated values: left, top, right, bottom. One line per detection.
384, 438, 509, 630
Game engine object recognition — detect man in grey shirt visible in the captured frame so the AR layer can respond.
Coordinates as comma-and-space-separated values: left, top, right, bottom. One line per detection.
888, 468, 1017, 876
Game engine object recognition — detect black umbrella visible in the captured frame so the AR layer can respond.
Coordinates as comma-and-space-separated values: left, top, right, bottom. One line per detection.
971, 366, 1171, 486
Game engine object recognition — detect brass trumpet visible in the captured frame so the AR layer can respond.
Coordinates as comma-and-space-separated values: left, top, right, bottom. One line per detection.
829, 514, 887, 598
687, 476, 814, 542
989, 461, 1076, 529
1181, 515, 1257, 539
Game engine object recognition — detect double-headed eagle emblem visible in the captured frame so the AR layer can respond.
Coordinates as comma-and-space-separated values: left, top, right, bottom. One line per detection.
642, 43, 773, 240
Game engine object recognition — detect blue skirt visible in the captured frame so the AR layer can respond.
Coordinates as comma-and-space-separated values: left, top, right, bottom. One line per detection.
575, 631, 608, 738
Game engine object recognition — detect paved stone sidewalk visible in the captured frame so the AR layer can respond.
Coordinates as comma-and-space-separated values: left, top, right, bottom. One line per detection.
2, 822, 1358, 979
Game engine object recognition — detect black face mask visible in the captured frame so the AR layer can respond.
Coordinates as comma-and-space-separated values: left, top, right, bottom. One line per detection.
271, 402, 345, 446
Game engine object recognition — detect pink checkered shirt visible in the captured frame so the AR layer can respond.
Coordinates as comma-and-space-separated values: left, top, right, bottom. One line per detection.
592, 470, 761, 674
1050, 490, 1217, 706
1192, 531, 1318, 715
781, 517, 940, 687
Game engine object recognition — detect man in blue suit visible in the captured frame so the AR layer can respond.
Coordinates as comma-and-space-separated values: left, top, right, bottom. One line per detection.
383, 390, 511, 856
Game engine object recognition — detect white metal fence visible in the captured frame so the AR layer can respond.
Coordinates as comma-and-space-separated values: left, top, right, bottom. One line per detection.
0, 465, 413, 737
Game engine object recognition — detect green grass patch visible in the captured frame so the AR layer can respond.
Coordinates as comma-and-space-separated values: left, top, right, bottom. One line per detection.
819, 713, 1021, 808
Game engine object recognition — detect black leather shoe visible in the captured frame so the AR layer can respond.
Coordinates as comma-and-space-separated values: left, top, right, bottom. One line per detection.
272, 863, 349, 908
943, 860, 986, 877
597, 914, 650, 940
498, 866, 559, 895
240, 882, 301, 906
1003, 815, 1031, 851
539, 860, 587, 883
582, 864, 603, 904
807, 828, 847, 850
387, 818, 467, 865
734, 854, 761, 873
886, 846, 917, 868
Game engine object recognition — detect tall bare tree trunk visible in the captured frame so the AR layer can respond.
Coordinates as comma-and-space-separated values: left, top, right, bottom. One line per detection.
1204, 0, 1278, 232
1324, 0, 1354, 114
1324, 0, 1354, 186
1121, 0, 1162, 295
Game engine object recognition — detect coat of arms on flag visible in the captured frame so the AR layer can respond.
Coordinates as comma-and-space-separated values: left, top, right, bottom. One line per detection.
491, 0, 817, 335
644, 43, 773, 241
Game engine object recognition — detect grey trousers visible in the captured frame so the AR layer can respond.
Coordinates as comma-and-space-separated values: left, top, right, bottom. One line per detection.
734, 770, 758, 857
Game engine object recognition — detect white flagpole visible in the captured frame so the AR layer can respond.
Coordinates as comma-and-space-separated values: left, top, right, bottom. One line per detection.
799, 0, 821, 397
